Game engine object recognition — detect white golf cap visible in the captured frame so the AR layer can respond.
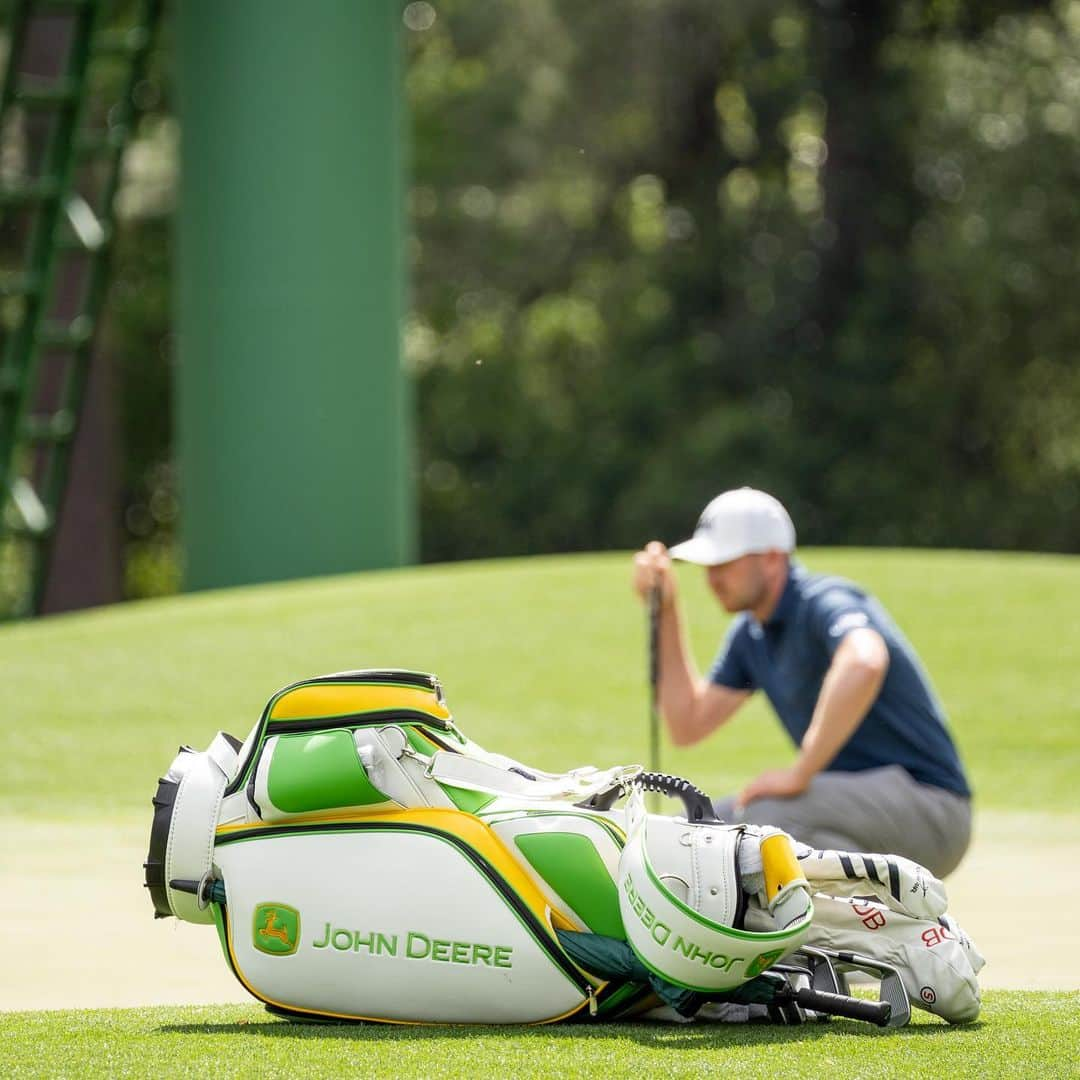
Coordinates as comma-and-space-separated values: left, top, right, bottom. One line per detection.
669, 488, 796, 565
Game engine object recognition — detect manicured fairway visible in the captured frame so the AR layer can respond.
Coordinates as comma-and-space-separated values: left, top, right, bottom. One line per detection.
1, 549, 1077, 1072
1, 548, 1077, 819
1, 993, 1077, 1079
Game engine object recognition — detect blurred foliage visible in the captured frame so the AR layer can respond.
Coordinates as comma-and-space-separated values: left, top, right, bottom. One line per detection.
13, 0, 1077, 603
905, 9, 1080, 548
0, 1, 176, 606
106, 78, 178, 598
405, 0, 1080, 558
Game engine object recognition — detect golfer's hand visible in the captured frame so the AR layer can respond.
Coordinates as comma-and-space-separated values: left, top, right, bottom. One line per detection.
632, 541, 676, 608
737, 766, 811, 808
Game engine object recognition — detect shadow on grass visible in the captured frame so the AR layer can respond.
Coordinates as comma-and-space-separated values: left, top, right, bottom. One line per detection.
158, 1015, 983, 1049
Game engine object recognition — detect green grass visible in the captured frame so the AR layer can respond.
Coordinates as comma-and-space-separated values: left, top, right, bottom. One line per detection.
1, 993, 1077, 1078
1, 548, 1077, 819
1, 550, 1076, 1068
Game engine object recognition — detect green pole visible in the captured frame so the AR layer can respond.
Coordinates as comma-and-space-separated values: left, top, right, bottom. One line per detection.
175, 0, 413, 591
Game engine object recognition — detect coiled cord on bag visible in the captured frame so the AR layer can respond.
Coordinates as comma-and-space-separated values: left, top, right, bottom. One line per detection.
631, 771, 719, 823
579, 769, 721, 822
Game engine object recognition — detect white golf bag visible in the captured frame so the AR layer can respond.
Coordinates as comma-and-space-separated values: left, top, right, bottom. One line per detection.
145, 669, 983, 1026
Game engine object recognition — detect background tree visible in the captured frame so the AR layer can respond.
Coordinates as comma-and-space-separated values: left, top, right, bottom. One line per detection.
408, 0, 1078, 558
10, 0, 1074, 612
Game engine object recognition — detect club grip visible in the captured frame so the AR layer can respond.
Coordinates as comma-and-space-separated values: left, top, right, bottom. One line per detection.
795, 987, 892, 1027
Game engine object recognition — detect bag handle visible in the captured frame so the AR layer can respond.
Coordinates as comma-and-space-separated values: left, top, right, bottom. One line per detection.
578, 770, 719, 824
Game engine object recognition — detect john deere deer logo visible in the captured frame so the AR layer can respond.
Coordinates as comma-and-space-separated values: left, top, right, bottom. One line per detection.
253, 903, 300, 956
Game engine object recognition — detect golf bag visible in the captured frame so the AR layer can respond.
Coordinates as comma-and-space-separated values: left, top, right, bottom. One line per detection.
144, 669, 983, 1026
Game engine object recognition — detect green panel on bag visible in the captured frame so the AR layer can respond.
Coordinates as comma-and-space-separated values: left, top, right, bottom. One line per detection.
267, 730, 386, 812
441, 783, 495, 814
405, 727, 438, 755
515, 832, 625, 939
403, 727, 494, 812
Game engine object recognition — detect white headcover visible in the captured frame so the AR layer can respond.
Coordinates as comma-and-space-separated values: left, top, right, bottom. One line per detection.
617, 789, 813, 992
802, 895, 984, 1024
794, 841, 948, 920
741, 834, 985, 1024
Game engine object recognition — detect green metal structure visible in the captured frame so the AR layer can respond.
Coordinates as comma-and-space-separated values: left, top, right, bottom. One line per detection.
176, 0, 414, 592
0, 0, 162, 617
1, 0, 412, 613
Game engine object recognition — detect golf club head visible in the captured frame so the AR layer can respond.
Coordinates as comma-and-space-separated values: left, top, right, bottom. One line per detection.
796, 946, 849, 996
820, 948, 913, 1028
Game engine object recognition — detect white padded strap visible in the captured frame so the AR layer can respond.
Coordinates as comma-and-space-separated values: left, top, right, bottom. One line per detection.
428, 751, 639, 802
354, 727, 455, 809
206, 733, 239, 779
164, 734, 237, 924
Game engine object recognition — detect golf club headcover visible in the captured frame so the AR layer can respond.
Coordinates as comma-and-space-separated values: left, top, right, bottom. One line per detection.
618, 789, 814, 992
792, 841, 948, 921
797, 893, 984, 1024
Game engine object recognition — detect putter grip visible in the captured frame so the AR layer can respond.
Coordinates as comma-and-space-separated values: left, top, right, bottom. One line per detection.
648, 585, 660, 689
795, 987, 892, 1027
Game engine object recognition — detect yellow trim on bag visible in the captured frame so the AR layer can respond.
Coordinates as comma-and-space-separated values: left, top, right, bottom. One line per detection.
549, 908, 578, 933
215, 807, 404, 833
408, 729, 443, 751
760, 832, 808, 904
269, 683, 451, 722
217, 808, 557, 928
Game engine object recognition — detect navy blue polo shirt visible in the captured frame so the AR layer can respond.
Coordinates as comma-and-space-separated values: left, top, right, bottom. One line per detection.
709, 564, 971, 797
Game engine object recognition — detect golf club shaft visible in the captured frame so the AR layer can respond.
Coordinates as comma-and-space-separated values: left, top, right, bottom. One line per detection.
648, 583, 661, 810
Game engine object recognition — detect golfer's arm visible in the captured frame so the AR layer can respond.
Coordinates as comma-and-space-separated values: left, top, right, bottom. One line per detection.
795, 628, 890, 781
657, 603, 748, 746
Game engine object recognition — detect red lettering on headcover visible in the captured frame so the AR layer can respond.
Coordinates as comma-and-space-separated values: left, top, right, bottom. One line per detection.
921, 925, 955, 948
851, 901, 887, 930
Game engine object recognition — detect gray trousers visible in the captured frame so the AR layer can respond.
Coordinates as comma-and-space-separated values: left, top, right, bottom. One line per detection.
713, 765, 972, 878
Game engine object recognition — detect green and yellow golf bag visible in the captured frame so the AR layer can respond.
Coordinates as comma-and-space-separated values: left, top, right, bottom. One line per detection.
145, 670, 984, 1027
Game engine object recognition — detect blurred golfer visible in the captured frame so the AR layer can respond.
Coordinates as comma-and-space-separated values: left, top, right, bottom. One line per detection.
633, 487, 971, 877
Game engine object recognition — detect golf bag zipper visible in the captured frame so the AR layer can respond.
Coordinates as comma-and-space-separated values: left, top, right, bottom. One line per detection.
282, 669, 440, 693
226, 668, 452, 798
263, 710, 456, 736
